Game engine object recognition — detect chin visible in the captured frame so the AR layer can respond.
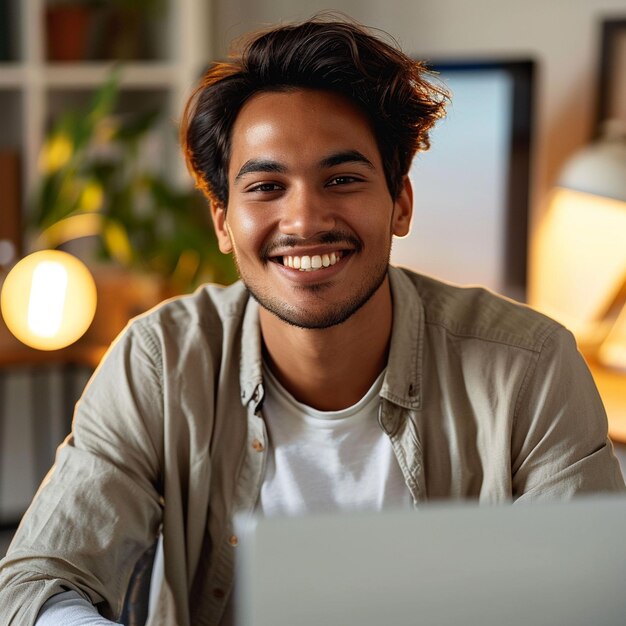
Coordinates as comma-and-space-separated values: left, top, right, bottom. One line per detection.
246, 276, 386, 330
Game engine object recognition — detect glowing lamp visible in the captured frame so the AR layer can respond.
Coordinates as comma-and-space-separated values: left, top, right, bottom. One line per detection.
0, 250, 97, 350
532, 121, 626, 370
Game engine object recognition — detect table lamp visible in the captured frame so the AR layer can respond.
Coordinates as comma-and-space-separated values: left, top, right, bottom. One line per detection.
0, 249, 97, 351
532, 120, 626, 371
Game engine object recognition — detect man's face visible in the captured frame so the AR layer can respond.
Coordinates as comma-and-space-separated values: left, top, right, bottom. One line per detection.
211, 88, 412, 329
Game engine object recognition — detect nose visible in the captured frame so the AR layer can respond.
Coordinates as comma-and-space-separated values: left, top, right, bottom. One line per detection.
278, 184, 336, 240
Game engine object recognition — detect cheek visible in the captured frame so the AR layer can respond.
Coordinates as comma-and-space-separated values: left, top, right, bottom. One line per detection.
344, 200, 394, 242
227, 207, 272, 256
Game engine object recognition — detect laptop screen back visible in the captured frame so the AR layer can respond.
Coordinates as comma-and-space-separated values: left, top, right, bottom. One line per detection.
235, 497, 626, 626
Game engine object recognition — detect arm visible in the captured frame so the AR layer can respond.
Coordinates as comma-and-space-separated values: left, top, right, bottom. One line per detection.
0, 323, 164, 624
511, 326, 625, 500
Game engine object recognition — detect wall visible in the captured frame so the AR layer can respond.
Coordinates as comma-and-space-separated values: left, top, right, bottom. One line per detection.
213, 0, 626, 275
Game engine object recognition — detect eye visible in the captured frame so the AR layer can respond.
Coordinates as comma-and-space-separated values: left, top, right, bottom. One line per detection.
326, 175, 363, 187
247, 182, 283, 193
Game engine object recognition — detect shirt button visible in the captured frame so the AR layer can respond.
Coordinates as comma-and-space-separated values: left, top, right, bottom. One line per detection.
251, 438, 264, 452
229, 534, 238, 546
213, 588, 225, 599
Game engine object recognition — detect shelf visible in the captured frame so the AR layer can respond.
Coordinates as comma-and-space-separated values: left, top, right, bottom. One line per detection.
43, 62, 180, 88
0, 62, 181, 89
0, 0, 211, 205
0, 64, 25, 88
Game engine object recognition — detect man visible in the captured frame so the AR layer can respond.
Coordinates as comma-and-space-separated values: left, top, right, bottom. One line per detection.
0, 15, 624, 626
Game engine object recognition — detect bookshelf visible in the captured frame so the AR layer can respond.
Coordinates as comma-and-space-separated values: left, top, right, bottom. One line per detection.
0, 0, 213, 257
0, 0, 214, 526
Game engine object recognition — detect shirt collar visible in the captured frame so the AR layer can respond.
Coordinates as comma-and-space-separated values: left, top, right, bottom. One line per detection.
238, 265, 425, 411
381, 266, 424, 410
239, 296, 264, 408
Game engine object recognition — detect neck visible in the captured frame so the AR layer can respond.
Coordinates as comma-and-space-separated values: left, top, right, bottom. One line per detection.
260, 277, 393, 411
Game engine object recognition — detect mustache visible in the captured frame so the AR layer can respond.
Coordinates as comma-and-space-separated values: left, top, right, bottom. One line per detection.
260, 231, 363, 260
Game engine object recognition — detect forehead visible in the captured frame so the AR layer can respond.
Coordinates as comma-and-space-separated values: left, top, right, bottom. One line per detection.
228, 89, 382, 174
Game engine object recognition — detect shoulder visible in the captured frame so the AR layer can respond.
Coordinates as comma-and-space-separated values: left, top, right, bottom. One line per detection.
96, 280, 252, 373
389, 266, 563, 353
128, 280, 250, 342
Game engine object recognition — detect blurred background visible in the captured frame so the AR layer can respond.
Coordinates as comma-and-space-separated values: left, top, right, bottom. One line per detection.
1, 0, 625, 553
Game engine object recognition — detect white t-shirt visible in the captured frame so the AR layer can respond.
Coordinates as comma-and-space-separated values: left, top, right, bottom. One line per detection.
258, 362, 413, 516
35, 590, 117, 625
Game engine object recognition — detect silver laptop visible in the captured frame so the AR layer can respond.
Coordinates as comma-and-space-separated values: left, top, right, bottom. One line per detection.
235, 497, 626, 626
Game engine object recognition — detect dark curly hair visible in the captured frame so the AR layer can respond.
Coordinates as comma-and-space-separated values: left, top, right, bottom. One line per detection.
181, 15, 449, 209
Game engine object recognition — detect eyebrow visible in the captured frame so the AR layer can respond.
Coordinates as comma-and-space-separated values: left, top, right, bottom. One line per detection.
319, 150, 375, 170
233, 150, 376, 183
235, 159, 287, 181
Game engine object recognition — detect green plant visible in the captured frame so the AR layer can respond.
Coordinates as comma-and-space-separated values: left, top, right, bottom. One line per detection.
33, 71, 237, 292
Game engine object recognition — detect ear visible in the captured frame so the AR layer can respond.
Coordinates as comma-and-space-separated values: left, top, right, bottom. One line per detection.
391, 175, 413, 238
210, 202, 234, 254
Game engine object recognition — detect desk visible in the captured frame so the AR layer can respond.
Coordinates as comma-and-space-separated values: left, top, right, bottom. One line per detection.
0, 327, 106, 369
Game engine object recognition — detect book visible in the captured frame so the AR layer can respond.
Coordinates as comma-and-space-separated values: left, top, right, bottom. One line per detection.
0, 0, 10, 61
0, 150, 22, 261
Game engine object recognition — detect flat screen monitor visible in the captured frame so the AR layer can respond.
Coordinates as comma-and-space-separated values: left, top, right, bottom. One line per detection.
391, 60, 534, 302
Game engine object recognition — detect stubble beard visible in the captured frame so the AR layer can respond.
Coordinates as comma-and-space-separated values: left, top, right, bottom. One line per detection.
233, 253, 390, 330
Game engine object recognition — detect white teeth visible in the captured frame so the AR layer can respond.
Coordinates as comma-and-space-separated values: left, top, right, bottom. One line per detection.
282, 252, 342, 272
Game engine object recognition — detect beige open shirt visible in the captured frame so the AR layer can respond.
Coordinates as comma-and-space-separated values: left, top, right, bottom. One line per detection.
0, 266, 624, 625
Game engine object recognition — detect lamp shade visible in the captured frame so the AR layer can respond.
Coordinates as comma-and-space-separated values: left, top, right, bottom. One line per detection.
0, 250, 97, 350
558, 121, 626, 202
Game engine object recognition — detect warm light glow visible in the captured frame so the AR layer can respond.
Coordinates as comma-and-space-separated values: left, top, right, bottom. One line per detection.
27, 261, 68, 337
0, 250, 97, 350
531, 188, 626, 346
599, 306, 626, 372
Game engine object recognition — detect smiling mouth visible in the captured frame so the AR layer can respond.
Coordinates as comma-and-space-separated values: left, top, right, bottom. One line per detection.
276, 251, 346, 272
